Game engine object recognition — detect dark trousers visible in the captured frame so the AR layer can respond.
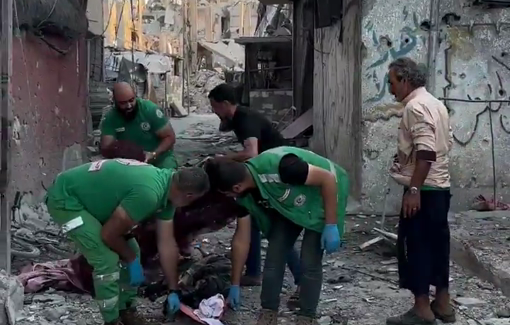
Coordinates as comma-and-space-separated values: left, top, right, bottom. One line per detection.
397, 190, 451, 296
260, 216, 323, 317
245, 218, 302, 285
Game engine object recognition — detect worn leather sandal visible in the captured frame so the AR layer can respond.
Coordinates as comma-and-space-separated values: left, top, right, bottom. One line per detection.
386, 309, 437, 325
430, 300, 456, 323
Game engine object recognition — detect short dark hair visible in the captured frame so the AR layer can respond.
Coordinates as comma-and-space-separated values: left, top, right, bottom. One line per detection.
208, 83, 237, 105
388, 57, 427, 88
174, 167, 210, 194
203, 158, 247, 192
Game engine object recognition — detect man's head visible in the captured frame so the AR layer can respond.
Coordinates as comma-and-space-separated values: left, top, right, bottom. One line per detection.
113, 82, 138, 120
388, 57, 427, 102
204, 158, 253, 197
208, 84, 237, 120
169, 167, 210, 207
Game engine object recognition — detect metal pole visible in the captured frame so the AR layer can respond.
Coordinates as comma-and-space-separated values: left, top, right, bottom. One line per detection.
0, 0, 13, 273
488, 102, 497, 204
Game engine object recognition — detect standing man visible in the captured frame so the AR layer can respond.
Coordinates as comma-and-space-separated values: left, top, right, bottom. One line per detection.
386, 57, 454, 325
204, 146, 348, 325
100, 82, 178, 169
208, 83, 301, 293
45, 159, 209, 325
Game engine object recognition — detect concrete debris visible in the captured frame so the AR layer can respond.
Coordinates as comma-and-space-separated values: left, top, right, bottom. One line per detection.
454, 297, 487, 306
184, 69, 225, 114
0, 270, 24, 325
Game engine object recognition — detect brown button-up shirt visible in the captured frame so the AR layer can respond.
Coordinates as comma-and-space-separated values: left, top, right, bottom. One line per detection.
390, 87, 452, 188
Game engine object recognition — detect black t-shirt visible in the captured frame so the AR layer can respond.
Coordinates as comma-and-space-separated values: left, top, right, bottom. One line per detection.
230, 106, 286, 153
238, 154, 309, 218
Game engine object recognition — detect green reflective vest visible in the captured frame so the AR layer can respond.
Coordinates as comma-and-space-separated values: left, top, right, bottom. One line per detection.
237, 146, 349, 237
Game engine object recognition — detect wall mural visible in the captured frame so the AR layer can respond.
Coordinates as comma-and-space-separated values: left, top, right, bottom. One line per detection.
364, 7, 427, 104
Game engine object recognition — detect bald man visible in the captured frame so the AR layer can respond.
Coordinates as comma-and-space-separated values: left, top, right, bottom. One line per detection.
100, 82, 178, 169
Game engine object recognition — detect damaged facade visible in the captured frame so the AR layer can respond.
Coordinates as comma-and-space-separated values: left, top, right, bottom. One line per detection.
10, 0, 90, 203
287, 0, 510, 213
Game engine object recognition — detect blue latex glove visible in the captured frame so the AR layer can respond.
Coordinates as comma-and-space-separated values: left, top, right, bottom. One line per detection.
127, 257, 145, 286
227, 285, 240, 310
321, 224, 341, 254
166, 292, 181, 315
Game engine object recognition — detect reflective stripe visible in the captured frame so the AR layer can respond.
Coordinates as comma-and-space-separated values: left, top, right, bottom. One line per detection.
277, 189, 291, 202
97, 295, 119, 310
61, 216, 84, 233
93, 272, 120, 282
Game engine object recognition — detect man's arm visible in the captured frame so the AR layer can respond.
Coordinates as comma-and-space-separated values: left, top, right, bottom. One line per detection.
99, 112, 117, 155
148, 105, 176, 158
156, 219, 180, 290
279, 154, 337, 224
231, 215, 251, 285
101, 188, 160, 261
153, 124, 176, 157
223, 138, 259, 162
100, 206, 138, 262
223, 117, 261, 161
408, 104, 436, 188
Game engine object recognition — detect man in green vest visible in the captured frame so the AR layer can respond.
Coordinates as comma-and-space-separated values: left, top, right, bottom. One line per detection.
204, 147, 349, 325
45, 159, 210, 325
100, 82, 178, 169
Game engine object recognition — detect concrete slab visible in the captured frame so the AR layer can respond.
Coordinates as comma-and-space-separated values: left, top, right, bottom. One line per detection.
449, 210, 510, 297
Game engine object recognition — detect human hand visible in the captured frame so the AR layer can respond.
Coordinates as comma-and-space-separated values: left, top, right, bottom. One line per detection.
321, 224, 341, 254
227, 285, 240, 310
144, 151, 156, 163
127, 257, 145, 286
402, 190, 420, 218
166, 292, 181, 315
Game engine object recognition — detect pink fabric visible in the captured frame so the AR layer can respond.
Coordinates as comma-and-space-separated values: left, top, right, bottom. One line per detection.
18, 259, 89, 294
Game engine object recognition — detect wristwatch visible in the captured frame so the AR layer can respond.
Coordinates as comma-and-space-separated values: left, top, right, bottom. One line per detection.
409, 186, 419, 195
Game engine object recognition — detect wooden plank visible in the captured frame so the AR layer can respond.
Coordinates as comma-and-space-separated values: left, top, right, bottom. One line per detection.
281, 108, 312, 139
312, 0, 362, 199
0, 0, 13, 273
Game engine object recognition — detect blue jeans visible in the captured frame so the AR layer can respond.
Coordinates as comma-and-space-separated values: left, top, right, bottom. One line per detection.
245, 218, 301, 285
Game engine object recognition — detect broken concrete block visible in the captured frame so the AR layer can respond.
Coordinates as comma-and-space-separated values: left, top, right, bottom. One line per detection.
0, 270, 24, 325
454, 297, 487, 306
483, 318, 510, 325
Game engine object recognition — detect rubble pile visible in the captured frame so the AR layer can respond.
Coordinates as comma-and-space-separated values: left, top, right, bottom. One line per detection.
0, 271, 24, 325
184, 69, 225, 114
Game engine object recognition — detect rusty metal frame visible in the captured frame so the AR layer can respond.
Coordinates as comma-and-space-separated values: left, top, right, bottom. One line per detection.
0, 0, 13, 273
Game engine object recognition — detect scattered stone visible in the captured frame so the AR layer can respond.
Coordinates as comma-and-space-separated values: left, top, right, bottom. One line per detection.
497, 308, 510, 318
483, 318, 510, 325
454, 297, 487, 307
327, 275, 352, 284
0, 270, 24, 325
318, 315, 332, 325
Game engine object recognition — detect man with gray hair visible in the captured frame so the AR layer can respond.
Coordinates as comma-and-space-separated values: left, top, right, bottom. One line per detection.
386, 57, 455, 325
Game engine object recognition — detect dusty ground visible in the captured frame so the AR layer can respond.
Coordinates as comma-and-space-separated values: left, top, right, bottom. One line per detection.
11, 214, 510, 325
9, 116, 510, 325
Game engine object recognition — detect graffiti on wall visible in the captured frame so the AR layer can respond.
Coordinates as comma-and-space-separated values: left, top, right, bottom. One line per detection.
440, 23, 510, 146
364, 7, 427, 104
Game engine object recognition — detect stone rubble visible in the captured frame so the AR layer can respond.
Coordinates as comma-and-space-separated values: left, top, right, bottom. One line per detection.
183, 69, 226, 114
0, 270, 24, 325
4, 121, 510, 325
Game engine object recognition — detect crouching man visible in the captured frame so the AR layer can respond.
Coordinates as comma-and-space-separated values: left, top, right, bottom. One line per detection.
204, 147, 349, 325
45, 158, 209, 325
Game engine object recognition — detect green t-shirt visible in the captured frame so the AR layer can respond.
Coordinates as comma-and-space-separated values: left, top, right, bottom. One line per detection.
46, 159, 176, 224
100, 98, 175, 168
